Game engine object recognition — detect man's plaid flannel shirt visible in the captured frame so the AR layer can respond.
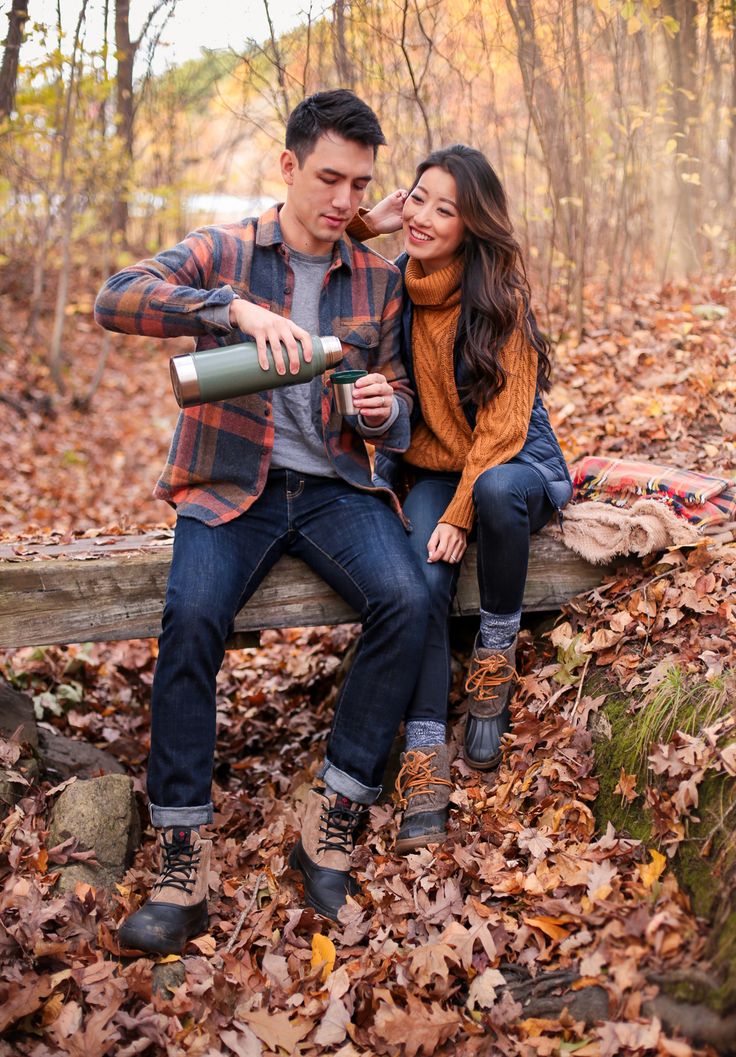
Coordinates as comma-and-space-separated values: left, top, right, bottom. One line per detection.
94, 205, 412, 525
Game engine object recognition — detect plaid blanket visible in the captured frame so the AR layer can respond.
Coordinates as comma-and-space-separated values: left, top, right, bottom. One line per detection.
572, 456, 736, 529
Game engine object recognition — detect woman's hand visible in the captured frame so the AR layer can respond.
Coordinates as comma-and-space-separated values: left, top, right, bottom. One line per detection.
427, 522, 468, 564
352, 372, 395, 426
364, 189, 408, 235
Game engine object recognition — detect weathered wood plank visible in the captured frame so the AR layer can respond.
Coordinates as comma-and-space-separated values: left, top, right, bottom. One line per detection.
0, 530, 611, 649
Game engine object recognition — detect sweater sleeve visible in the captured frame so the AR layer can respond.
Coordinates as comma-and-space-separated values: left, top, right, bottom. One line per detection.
440, 329, 538, 530
345, 209, 378, 243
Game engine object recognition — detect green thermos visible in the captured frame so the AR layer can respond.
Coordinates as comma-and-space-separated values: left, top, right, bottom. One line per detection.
170, 334, 344, 408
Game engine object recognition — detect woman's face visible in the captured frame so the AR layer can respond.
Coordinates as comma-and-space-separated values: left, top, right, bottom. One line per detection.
402, 166, 466, 274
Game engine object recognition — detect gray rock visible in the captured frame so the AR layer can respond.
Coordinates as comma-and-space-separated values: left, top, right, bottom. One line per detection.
0, 756, 40, 807
520, 984, 610, 1024
48, 773, 141, 892
38, 727, 125, 782
0, 681, 38, 749
0, 681, 40, 805
152, 960, 186, 997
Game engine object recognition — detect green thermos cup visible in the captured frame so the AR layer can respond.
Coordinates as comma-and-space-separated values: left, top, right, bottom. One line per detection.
170, 334, 344, 408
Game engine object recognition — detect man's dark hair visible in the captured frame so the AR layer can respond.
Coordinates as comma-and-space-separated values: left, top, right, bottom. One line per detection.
285, 89, 386, 164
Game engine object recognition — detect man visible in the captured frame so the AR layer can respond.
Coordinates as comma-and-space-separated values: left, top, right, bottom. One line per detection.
95, 89, 429, 951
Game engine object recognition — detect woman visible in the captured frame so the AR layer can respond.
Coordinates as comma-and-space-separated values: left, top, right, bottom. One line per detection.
350, 145, 572, 853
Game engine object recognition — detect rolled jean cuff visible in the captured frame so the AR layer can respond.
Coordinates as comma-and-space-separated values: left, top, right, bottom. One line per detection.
318, 760, 379, 805
149, 802, 214, 828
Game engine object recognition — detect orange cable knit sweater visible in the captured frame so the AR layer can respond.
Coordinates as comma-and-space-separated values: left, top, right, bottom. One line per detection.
403, 256, 538, 530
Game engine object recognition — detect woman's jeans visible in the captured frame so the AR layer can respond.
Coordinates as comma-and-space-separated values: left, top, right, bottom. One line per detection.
403, 462, 555, 727
147, 469, 430, 828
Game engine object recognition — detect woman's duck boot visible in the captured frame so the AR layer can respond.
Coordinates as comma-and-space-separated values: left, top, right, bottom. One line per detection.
463, 637, 517, 771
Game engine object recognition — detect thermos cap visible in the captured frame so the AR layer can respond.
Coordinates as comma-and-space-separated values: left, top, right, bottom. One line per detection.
170, 354, 200, 408
320, 336, 343, 366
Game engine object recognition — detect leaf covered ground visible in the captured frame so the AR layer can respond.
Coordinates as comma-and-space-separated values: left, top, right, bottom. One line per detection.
0, 278, 734, 1056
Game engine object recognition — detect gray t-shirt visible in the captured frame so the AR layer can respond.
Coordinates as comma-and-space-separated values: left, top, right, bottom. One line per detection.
269, 247, 337, 477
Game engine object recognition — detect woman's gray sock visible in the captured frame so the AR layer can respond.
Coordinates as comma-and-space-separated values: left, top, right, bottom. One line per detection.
479, 607, 521, 651
405, 720, 446, 750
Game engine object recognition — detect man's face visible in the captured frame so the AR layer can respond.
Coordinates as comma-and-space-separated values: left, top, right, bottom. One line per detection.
279, 132, 374, 255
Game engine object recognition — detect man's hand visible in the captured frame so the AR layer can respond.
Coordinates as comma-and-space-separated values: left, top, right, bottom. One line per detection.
427, 522, 468, 564
229, 299, 312, 375
352, 372, 396, 426
364, 189, 408, 235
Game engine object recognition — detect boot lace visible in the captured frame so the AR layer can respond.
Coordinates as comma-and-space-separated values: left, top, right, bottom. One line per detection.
395, 750, 452, 810
317, 796, 363, 857
153, 828, 200, 895
465, 652, 516, 700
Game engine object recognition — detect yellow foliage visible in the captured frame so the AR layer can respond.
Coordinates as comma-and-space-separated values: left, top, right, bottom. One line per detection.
311, 933, 336, 982
638, 849, 667, 890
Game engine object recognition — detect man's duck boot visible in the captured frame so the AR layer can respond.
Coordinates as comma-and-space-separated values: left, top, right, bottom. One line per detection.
118, 826, 210, 955
289, 786, 366, 921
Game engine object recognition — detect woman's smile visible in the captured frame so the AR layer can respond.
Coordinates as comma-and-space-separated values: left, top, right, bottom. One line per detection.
407, 226, 433, 243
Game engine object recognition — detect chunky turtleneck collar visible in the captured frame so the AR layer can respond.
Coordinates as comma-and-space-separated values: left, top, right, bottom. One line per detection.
404, 254, 463, 307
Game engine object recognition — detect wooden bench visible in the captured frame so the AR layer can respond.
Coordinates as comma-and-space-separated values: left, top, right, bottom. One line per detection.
0, 529, 611, 649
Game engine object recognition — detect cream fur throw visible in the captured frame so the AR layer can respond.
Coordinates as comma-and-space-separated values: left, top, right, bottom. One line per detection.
553, 499, 702, 565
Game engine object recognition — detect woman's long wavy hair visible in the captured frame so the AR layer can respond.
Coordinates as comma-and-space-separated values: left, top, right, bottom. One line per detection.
410, 144, 551, 406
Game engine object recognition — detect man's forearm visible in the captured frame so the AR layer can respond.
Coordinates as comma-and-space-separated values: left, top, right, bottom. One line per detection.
94, 228, 236, 339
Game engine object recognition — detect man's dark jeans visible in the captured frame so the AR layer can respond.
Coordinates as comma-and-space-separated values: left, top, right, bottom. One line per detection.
402, 462, 555, 727
147, 469, 430, 828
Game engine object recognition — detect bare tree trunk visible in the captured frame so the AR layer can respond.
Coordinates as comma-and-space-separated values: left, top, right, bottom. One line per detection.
505, 0, 576, 263
571, 0, 587, 335
263, 0, 297, 121
74, 330, 112, 411
399, 0, 433, 153
24, 198, 56, 342
728, 3, 736, 208
49, 193, 75, 393
632, 26, 655, 290
0, 0, 29, 119
601, 15, 635, 314
24, 4, 64, 342
661, 0, 700, 275
332, 0, 354, 88
112, 0, 136, 242
48, 0, 87, 393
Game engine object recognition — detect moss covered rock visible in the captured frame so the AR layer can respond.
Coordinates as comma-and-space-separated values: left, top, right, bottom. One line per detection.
590, 669, 736, 1014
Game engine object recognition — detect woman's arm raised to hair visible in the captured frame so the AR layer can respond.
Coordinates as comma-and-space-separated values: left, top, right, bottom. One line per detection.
346, 191, 408, 242
364, 189, 407, 234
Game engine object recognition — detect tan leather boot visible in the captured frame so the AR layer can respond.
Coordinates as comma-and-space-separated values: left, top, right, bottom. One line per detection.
394, 742, 453, 854
118, 826, 211, 954
289, 786, 365, 920
463, 637, 517, 771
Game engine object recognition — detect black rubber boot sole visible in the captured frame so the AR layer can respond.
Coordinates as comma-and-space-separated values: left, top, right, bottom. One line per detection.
289, 841, 358, 921
118, 898, 208, 955
464, 708, 510, 772
463, 747, 503, 772
395, 807, 449, 855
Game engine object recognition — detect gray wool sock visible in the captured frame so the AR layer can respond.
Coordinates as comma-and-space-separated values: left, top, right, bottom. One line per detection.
479, 607, 521, 651
405, 720, 446, 750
